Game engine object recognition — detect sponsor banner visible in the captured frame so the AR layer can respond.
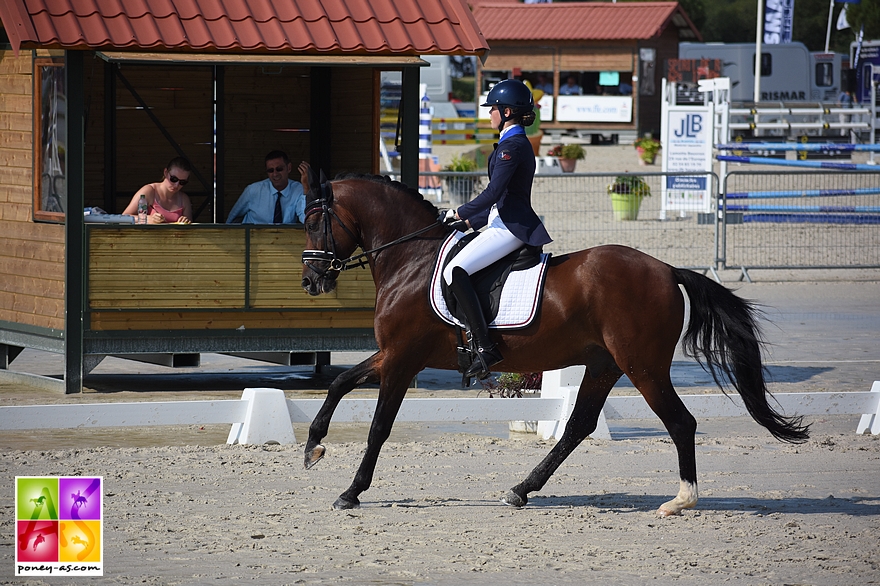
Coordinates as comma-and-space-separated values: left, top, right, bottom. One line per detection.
556, 96, 633, 123
764, 0, 795, 44
661, 106, 714, 214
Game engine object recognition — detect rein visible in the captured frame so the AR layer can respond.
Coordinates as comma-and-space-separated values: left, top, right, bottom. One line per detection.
301, 181, 442, 276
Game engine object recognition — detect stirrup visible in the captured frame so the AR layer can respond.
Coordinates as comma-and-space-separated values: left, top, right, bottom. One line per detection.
464, 345, 503, 379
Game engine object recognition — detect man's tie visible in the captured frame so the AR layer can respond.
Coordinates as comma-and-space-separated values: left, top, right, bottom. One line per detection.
273, 192, 283, 224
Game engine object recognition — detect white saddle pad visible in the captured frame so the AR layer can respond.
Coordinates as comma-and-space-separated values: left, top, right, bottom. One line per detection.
429, 232, 550, 330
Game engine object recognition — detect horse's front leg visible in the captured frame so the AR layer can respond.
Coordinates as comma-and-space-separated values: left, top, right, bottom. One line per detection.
503, 367, 619, 507
332, 366, 417, 510
304, 353, 381, 469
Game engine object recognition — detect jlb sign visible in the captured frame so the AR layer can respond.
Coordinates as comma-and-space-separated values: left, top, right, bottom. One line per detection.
661, 105, 714, 217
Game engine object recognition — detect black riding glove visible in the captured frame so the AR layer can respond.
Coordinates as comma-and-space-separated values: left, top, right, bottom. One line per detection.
439, 209, 468, 232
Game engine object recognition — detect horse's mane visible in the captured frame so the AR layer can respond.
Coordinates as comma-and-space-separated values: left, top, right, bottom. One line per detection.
333, 173, 440, 218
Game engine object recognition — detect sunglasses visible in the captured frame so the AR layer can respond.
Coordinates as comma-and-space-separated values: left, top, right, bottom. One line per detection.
168, 175, 189, 186
266, 166, 287, 174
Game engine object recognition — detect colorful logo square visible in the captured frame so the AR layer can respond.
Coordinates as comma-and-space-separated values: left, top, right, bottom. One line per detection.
15, 477, 103, 576
16, 520, 59, 562
59, 478, 101, 521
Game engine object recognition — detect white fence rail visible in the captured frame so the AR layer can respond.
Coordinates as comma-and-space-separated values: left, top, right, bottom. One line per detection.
0, 372, 877, 445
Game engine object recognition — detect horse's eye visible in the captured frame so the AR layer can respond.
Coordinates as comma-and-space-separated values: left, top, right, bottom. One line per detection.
306, 221, 319, 233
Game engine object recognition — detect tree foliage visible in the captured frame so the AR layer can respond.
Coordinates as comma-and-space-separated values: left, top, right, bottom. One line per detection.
845, 1, 880, 39
551, 0, 875, 55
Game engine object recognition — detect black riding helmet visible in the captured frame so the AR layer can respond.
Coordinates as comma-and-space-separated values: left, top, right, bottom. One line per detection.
481, 79, 535, 132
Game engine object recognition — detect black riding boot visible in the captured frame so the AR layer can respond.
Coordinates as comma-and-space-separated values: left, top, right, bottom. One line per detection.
449, 267, 503, 378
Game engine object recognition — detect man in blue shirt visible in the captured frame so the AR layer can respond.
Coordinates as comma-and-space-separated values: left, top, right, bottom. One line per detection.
558, 76, 582, 96
226, 151, 310, 224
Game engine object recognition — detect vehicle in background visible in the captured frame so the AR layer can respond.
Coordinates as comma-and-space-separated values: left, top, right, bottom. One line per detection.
678, 42, 844, 104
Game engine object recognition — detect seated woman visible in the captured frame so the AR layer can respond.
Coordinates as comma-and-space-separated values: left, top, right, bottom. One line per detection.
123, 157, 194, 224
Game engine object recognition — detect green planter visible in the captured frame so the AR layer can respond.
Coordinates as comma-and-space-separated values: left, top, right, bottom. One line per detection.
608, 177, 650, 221
609, 193, 641, 221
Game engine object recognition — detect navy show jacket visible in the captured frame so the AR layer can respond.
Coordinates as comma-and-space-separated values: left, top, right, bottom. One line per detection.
456, 128, 552, 247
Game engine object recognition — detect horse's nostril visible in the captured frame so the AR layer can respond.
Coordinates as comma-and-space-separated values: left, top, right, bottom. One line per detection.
301, 278, 311, 290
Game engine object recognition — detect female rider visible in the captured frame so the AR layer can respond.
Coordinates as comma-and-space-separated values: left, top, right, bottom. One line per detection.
442, 79, 552, 379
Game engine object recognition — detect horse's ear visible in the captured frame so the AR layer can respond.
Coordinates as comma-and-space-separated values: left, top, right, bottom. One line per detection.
319, 169, 328, 185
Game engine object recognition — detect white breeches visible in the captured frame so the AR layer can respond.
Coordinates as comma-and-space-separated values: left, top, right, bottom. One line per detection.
443, 206, 524, 285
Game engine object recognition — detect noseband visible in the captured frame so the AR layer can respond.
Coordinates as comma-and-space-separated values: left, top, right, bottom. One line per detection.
301, 179, 442, 278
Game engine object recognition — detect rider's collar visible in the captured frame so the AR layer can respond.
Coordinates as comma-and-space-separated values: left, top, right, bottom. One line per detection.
499, 125, 525, 142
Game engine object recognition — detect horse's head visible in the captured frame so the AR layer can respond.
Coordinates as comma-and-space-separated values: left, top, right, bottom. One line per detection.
300, 168, 360, 296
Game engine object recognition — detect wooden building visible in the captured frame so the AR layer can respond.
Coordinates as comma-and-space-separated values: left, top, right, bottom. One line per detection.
470, 1, 701, 141
0, 0, 487, 393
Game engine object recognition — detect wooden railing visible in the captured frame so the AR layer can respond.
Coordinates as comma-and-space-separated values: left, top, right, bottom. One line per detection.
85, 225, 376, 332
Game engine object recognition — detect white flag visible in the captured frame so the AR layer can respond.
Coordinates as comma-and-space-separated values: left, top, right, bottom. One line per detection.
836, 4, 850, 30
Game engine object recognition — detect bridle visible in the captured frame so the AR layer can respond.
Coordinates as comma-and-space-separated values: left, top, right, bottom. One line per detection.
301, 179, 442, 279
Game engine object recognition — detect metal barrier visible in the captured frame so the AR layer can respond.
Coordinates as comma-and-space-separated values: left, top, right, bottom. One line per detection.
424, 171, 719, 271
721, 170, 880, 275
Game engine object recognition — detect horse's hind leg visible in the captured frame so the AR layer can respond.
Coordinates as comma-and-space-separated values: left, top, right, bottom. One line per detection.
502, 366, 621, 508
304, 353, 381, 469
633, 375, 698, 517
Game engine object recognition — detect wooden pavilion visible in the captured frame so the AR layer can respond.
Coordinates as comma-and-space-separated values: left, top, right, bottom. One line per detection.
0, 0, 488, 393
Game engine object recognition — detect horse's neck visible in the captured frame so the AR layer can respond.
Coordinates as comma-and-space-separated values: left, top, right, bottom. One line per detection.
362, 223, 442, 288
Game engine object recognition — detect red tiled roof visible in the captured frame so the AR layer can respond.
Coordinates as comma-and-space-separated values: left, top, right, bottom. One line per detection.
471, 1, 700, 42
0, 0, 489, 56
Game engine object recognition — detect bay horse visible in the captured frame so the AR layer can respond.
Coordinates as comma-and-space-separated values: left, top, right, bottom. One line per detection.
299, 172, 809, 516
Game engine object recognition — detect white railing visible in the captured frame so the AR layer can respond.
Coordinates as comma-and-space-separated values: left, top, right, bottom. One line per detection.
0, 371, 877, 445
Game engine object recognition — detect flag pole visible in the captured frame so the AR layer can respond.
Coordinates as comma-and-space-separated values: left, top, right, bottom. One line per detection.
825, 0, 835, 52
755, 0, 764, 104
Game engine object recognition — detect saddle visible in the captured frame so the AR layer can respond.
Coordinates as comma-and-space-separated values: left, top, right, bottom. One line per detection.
429, 232, 550, 386
439, 232, 543, 326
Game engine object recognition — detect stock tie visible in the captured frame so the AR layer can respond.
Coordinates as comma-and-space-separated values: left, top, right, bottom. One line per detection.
273, 191, 283, 224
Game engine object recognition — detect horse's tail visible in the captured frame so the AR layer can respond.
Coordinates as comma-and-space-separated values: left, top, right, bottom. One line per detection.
673, 268, 810, 443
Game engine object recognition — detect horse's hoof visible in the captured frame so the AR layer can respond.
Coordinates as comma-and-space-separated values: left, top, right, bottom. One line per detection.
657, 506, 680, 517
304, 444, 326, 469
501, 490, 527, 508
332, 496, 360, 510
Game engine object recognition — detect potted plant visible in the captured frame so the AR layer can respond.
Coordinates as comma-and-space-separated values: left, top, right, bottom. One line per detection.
481, 372, 544, 433
525, 102, 544, 156
634, 135, 662, 165
547, 143, 585, 173
607, 175, 651, 221
444, 154, 478, 205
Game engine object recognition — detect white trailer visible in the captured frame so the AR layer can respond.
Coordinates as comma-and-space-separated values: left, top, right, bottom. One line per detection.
679, 42, 843, 103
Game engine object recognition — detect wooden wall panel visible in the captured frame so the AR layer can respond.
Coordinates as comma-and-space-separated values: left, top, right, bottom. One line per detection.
248, 229, 376, 309
481, 47, 555, 72
89, 309, 375, 331
0, 50, 65, 332
331, 68, 374, 175
559, 47, 634, 72
86, 227, 377, 319
113, 65, 214, 217
223, 66, 312, 220
0, 111, 32, 131
83, 55, 105, 210
88, 228, 247, 309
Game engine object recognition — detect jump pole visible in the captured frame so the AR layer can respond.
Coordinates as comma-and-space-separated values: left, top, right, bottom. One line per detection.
727, 187, 880, 199
716, 155, 880, 171
717, 143, 880, 152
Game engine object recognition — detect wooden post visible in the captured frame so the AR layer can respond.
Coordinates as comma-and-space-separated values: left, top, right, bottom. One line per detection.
400, 66, 420, 189
65, 50, 85, 394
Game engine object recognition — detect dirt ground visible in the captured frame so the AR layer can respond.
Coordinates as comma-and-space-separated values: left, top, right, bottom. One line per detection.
2, 140, 879, 585
1, 279, 879, 585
